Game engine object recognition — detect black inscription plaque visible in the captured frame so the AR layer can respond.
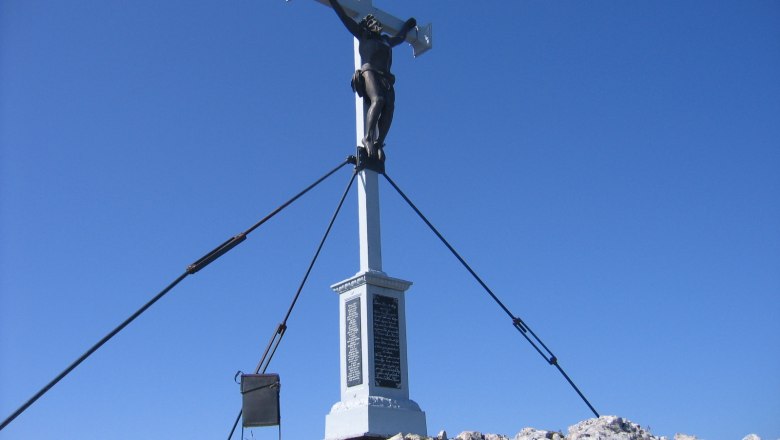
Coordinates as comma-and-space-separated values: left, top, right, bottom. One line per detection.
345, 297, 362, 387
373, 294, 401, 388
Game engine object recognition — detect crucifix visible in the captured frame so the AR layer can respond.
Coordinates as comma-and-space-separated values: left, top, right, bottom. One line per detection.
288, 1, 432, 439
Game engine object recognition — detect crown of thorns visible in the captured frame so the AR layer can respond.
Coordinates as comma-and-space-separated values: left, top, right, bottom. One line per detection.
360, 14, 383, 33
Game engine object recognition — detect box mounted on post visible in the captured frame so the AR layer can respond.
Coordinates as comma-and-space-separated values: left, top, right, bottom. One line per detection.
241, 373, 281, 428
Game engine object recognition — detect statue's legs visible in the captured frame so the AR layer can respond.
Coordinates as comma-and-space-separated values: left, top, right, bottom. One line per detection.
362, 71, 386, 158
376, 87, 395, 148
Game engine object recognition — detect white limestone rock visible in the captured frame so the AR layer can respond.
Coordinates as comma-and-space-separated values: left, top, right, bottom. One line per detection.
456, 432, 485, 440
513, 427, 565, 440
413, 416, 758, 440
567, 416, 659, 440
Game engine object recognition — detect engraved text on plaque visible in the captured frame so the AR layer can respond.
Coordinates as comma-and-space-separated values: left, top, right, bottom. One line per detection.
345, 297, 363, 387
373, 294, 401, 388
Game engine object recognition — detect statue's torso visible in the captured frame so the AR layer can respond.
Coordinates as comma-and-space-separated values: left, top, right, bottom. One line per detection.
359, 35, 392, 73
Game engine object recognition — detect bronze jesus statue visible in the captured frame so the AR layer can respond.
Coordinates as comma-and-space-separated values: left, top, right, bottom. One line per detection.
329, 0, 417, 161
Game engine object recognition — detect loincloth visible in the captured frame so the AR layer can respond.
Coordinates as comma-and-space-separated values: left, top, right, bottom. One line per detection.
351, 66, 395, 97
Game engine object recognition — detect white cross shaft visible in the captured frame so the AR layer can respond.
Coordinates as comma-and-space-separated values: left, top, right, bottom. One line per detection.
353, 35, 383, 272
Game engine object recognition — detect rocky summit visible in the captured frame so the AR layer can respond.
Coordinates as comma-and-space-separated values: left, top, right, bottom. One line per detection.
385, 416, 762, 440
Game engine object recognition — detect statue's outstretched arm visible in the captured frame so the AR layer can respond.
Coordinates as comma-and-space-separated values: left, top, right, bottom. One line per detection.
387, 17, 417, 47
329, 0, 360, 38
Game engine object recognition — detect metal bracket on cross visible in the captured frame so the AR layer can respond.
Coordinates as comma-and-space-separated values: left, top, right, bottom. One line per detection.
287, 0, 433, 57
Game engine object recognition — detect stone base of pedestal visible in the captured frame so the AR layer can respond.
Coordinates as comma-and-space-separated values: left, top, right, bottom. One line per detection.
324, 396, 427, 440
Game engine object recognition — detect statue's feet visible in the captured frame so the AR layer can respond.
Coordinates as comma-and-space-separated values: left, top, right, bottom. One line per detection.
375, 142, 385, 162
363, 137, 376, 158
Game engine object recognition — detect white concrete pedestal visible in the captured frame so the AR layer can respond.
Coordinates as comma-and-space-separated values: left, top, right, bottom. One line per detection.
325, 271, 427, 440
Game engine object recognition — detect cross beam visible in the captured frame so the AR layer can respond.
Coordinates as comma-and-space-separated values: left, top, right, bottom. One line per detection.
289, 0, 433, 56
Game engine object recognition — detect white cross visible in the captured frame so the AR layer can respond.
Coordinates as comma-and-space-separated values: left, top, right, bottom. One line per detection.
287, 6, 434, 439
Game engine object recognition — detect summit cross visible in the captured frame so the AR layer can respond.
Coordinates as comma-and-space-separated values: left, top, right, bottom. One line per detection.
288, 2, 432, 439
288, 0, 432, 440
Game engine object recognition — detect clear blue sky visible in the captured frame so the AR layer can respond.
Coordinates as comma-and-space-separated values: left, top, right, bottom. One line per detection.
1, 1, 778, 439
